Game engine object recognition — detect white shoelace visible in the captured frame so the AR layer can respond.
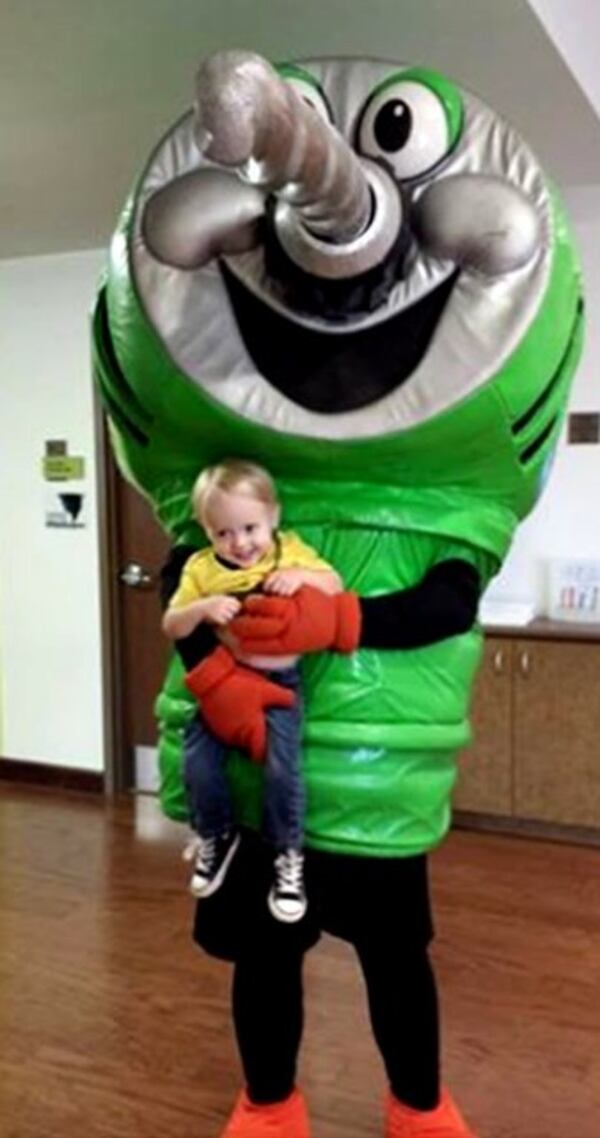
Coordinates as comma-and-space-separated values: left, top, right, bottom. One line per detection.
274, 850, 304, 895
182, 835, 216, 872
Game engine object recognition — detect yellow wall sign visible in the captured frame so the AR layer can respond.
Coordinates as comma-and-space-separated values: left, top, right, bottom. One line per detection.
42, 456, 85, 481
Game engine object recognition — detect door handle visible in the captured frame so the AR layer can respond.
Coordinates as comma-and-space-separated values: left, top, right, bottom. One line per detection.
120, 562, 155, 589
518, 650, 531, 678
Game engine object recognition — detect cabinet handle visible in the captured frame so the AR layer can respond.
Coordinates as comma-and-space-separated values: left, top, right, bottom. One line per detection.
493, 649, 504, 674
519, 650, 531, 677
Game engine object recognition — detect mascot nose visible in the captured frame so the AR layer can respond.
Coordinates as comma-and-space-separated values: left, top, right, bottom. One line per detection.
194, 49, 371, 247
264, 157, 408, 319
268, 157, 404, 280
194, 51, 408, 316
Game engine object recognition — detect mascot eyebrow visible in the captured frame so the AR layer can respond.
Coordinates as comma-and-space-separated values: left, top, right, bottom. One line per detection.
275, 61, 334, 121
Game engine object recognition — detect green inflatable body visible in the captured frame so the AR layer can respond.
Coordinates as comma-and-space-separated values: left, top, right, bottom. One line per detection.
93, 54, 583, 858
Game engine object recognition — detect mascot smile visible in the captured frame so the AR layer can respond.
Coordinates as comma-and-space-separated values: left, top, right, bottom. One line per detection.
94, 49, 583, 1138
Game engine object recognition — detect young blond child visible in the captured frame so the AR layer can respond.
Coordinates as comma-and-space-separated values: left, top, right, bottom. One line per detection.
162, 459, 341, 922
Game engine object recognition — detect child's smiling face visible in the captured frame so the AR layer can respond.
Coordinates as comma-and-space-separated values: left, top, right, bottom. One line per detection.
202, 487, 278, 568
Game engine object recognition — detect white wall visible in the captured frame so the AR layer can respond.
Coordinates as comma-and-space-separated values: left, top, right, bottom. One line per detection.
486, 186, 600, 609
0, 250, 106, 769
528, 0, 600, 121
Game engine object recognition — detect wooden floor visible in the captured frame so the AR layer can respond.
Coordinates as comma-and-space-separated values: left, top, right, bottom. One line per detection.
1, 784, 599, 1138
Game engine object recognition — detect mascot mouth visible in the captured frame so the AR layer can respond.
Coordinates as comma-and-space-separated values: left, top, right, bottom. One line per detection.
222, 263, 459, 413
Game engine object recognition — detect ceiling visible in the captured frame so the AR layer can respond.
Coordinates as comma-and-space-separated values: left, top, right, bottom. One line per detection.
3, 0, 600, 259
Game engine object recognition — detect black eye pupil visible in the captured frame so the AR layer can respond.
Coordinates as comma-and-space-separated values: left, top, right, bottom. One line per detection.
374, 99, 412, 152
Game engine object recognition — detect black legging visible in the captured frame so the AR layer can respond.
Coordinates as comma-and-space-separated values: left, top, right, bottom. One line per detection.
232, 936, 440, 1111
232, 947, 305, 1105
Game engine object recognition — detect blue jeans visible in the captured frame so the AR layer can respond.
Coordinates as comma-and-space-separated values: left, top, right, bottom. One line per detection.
184, 665, 304, 852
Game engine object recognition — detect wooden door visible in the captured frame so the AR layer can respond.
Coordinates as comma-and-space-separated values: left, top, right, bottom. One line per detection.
513, 639, 600, 827
454, 636, 513, 815
104, 446, 170, 792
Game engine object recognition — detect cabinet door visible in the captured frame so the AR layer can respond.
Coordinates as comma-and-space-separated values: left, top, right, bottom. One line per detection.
514, 639, 600, 827
454, 637, 513, 815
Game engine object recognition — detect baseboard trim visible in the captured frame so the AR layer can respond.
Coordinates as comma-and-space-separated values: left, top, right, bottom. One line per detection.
453, 809, 600, 848
0, 757, 104, 794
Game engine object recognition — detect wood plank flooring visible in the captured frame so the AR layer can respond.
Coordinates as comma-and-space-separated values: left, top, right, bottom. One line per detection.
1, 783, 599, 1138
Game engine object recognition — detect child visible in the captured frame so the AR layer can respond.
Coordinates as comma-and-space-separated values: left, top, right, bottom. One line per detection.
162, 459, 342, 923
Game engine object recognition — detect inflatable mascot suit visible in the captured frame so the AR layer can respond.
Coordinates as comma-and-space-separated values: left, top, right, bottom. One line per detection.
94, 50, 583, 1138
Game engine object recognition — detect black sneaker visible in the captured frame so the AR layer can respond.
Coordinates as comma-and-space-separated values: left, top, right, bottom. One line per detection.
184, 831, 240, 898
267, 849, 307, 923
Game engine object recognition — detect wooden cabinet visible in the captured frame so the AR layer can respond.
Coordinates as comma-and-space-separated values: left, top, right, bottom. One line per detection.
455, 629, 600, 836
455, 638, 513, 816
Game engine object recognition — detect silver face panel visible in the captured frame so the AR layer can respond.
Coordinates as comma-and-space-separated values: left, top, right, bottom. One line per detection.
132, 56, 552, 441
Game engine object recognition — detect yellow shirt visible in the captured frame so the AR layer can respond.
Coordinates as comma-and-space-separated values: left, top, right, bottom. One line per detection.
168, 530, 334, 610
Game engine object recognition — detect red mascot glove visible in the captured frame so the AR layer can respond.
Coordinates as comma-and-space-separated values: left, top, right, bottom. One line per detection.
229, 585, 361, 657
185, 646, 296, 762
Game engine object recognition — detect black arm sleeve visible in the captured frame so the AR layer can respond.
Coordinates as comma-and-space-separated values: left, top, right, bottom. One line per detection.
159, 545, 217, 671
359, 559, 482, 650
161, 548, 481, 663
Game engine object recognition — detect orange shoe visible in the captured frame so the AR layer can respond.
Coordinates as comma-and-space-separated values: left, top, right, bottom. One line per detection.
385, 1088, 478, 1137
221, 1088, 311, 1137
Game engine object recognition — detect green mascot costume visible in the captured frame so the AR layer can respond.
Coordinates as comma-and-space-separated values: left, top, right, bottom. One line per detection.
93, 51, 583, 1138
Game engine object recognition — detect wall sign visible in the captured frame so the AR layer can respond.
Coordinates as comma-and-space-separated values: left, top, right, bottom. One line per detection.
42, 441, 87, 527
45, 488, 87, 528
42, 439, 86, 481
567, 413, 600, 444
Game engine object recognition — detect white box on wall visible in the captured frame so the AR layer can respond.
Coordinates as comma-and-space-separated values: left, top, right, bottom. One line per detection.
545, 559, 600, 623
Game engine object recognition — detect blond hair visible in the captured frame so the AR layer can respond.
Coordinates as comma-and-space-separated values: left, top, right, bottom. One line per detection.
192, 459, 279, 527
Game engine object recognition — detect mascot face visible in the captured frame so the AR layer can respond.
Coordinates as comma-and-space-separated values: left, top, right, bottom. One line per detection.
98, 51, 582, 547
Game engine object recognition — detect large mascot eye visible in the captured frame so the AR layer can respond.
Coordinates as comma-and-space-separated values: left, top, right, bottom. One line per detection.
276, 62, 333, 123
357, 68, 463, 180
